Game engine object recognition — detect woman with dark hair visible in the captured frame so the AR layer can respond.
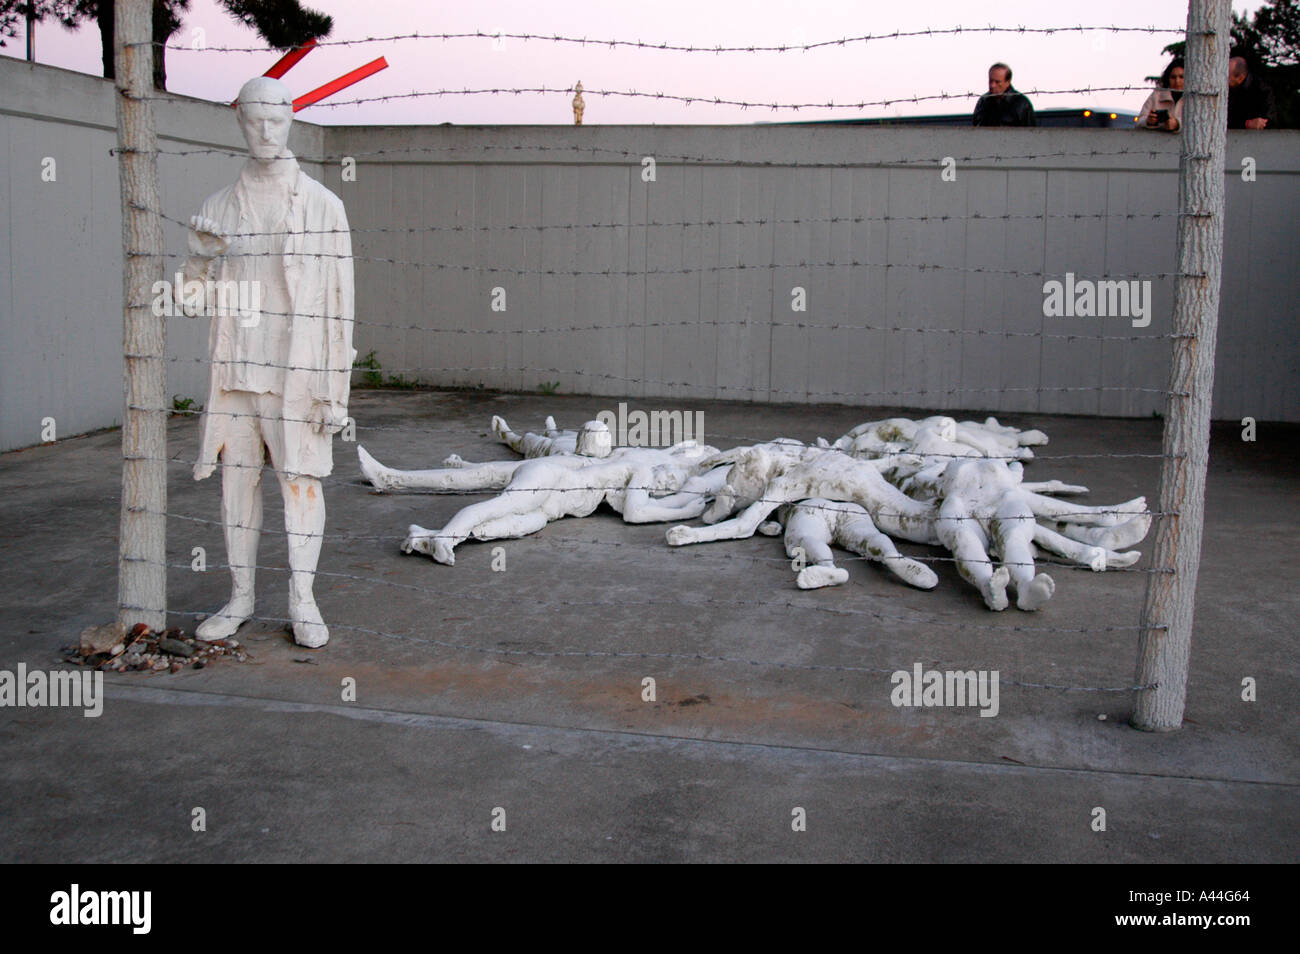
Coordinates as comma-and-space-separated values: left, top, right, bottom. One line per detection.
1137, 59, 1185, 131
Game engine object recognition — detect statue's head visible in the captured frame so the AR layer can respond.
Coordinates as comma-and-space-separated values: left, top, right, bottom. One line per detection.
576, 420, 613, 458
235, 77, 295, 163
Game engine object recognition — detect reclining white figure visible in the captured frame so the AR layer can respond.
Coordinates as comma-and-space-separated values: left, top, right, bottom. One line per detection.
402, 422, 724, 564
667, 445, 1148, 611
780, 499, 940, 591
358, 415, 591, 494
667, 445, 938, 548
822, 415, 1046, 461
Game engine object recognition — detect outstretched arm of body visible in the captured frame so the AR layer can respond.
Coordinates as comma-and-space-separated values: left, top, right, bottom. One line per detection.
666, 495, 785, 546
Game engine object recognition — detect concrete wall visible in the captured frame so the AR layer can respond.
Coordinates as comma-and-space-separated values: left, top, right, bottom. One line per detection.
3, 56, 1297, 451
328, 123, 1299, 424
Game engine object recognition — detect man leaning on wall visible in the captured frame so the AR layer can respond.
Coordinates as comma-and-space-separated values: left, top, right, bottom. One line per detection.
973, 62, 1037, 127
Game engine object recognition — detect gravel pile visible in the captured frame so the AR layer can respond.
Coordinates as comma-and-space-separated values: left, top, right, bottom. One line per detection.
65, 621, 250, 674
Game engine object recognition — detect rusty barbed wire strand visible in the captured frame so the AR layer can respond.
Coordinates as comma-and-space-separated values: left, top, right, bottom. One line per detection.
129, 24, 1183, 55
119, 601, 1158, 692
128, 83, 1161, 113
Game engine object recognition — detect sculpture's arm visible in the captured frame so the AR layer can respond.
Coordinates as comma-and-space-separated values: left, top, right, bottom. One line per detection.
313, 201, 354, 436
1031, 524, 1141, 570
1025, 493, 1147, 526
665, 494, 785, 546
1019, 479, 1089, 496
620, 467, 725, 524
177, 212, 228, 315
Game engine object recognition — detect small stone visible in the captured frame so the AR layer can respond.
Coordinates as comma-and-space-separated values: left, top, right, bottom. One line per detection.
122, 653, 143, 667
129, 622, 151, 639
169, 662, 183, 674
159, 637, 195, 658
80, 621, 127, 656
1097, 714, 1107, 721
236, 653, 247, 662
151, 660, 168, 671
109, 643, 125, 657
192, 660, 206, 670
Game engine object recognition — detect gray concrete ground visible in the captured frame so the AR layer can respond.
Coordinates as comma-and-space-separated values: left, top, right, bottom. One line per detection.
1, 389, 1296, 862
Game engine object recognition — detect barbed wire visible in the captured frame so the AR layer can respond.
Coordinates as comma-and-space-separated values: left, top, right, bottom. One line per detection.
142, 293, 1182, 343
120, 601, 1156, 693
142, 249, 1194, 281
122, 554, 1154, 631
166, 311, 1183, 344
134, 24, 1183, 55
138, 203, 1187, 240
147, 506, 1170, 576
131, 142, 1188, 168
131, 490, 1172, 557
127, 359, 1187, 400
133, 84, 1159, 113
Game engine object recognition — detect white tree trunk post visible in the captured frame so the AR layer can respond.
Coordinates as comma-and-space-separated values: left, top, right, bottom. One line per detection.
115, 0, 167, 630
1133, 0, 1230, 731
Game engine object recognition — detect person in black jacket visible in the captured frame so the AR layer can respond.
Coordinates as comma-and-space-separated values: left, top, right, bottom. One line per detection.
972, 62, 1037, 127
1227, 56, 1277, 129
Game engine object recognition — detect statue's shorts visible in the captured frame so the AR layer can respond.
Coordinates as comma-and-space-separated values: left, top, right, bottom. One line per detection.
211, 389, 288, 477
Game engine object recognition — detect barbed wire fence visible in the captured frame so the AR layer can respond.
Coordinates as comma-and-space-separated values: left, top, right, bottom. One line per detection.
112, 0, 1231, 730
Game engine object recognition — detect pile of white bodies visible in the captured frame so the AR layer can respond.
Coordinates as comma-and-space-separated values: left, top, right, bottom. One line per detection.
358, 413, 1151, 612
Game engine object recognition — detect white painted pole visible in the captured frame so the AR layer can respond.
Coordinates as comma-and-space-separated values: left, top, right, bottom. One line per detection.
115, 0, 167, 630
1133, 0, 1231, 731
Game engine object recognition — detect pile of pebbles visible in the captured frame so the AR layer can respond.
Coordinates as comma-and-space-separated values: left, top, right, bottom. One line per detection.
66, 621, 249, 674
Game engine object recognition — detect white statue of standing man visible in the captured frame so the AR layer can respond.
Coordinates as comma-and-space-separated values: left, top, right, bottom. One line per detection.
181, 76, 356, 648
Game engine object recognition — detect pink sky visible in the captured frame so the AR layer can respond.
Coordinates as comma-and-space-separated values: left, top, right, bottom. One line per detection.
2, 0, 1263, 125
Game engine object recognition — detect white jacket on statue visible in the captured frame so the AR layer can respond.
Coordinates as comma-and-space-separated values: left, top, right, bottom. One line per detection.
183, 158, 355, 481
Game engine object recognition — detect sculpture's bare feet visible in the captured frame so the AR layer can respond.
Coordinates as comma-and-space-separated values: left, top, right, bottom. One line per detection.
666, 525, 696, 546
1097, 512, 1152, 550
402, 524, 432, 555
983, 566, 1011, 612
441, 453, 467, 468
196, 595, 253, 640
757, 521, 782, 536
431, 538, 456, 566
357, 446, 390, 492
796, 565, 849, 589
491, 415, 510, 439
1016, 572, 1055, 612
291, 599, 329, 648
886, 556, 939, 590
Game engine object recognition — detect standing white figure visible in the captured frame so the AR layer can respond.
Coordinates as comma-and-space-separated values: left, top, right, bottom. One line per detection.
182, 76, 355, 648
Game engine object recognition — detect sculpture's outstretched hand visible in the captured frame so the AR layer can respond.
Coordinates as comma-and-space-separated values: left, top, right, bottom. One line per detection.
310, 403, 349, 436
189, 215, 230, 258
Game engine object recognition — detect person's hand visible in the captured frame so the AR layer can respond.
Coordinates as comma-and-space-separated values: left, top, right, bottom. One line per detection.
309, 403, 348, 436
1146, 112, 1160, 127
1245, 117, 1268, 130
189, 215, 229, 258
1166, 117, 1180, 132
